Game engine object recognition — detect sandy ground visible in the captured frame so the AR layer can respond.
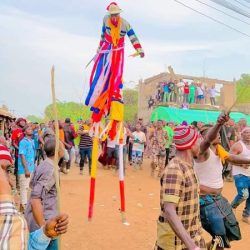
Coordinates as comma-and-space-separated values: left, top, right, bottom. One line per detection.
60, 160, 250, 250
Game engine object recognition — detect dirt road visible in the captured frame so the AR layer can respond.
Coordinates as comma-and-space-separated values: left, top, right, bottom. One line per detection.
60, 160, 250, 250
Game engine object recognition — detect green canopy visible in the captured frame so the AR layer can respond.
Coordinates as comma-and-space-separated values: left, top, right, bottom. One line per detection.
151, 106, 250, 124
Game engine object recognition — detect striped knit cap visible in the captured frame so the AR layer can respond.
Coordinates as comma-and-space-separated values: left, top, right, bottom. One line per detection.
0, 144, 13, 164
174, 126, 198, 151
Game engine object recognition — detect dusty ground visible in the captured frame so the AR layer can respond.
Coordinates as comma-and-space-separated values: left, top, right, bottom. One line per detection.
60, 160, 250, 250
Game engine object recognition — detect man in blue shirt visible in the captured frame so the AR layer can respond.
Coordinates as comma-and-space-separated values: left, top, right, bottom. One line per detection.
18, 125, 36, 211
33, 122, 40, 163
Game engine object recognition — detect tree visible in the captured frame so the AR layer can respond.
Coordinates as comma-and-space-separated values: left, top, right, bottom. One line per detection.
26, 115, 43, 123
123, 88, 138, 121
236, 74, 250, 103
42, 88, 138, 123
44, 102, 90, 122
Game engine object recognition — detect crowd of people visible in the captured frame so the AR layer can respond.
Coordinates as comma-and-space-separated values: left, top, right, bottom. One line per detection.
0, 114, 250, 249
148, 79, 220, 109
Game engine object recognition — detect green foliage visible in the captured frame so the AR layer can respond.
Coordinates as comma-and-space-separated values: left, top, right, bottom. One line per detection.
44, 102, 90, 122
26, 115, 43, 123
236, 74, 250, 103
41, 88, 138, 123
123, 88, 138, 121
123, 88, 138, 105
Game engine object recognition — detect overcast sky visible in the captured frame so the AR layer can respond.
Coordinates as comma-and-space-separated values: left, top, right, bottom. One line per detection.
0, 0, 249, 117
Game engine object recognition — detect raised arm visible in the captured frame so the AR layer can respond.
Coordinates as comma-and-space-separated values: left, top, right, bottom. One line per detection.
199, 113, 229, 155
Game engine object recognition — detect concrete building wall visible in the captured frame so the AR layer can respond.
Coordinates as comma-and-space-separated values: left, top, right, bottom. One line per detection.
138, 72, 236, 122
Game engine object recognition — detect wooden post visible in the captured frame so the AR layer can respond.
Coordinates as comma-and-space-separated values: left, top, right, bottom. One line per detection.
50, 66, 61, 248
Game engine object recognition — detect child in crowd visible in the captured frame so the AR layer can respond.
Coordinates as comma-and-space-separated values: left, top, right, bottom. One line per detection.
78, 120, 93, 175
131, 124, 146, 170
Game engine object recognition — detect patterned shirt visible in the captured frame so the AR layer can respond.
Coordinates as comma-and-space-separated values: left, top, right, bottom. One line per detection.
0, 195, 28, 250
158, 158, 206, 250
150, 128, 167, 152
79, 125, 93, 149
0, 195, 51, 250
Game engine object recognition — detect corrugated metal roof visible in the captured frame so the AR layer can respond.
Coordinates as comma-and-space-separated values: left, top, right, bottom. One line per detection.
0, 108, 15, 118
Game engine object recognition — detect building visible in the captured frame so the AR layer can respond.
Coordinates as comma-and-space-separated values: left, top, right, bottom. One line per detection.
0, 106, 15, 136
138, 69, 236, 122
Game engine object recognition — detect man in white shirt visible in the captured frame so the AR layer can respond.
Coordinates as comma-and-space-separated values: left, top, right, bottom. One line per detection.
209, 85, 218, 106
194, 121, 250, 249
230, 127, 250, 224
130, 124, 146, 170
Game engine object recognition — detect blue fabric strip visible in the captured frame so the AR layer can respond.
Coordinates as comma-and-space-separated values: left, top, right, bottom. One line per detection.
127, 29, 135, 37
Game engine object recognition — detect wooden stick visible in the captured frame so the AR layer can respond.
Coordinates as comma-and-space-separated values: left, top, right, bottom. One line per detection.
226, 84, 250, 114
211, 238, 220, 250
50, 66, 62, 248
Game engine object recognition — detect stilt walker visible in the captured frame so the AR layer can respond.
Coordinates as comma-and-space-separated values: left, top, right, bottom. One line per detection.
85, 2, 144, 221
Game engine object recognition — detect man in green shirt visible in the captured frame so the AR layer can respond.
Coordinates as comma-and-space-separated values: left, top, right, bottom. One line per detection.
164, 122, 174, 166
189, 82, 196, 104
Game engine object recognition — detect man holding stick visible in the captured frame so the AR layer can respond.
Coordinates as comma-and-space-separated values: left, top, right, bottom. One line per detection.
194, 121, 250, 249
25, 137, 65, 250
0, 145, 69, 250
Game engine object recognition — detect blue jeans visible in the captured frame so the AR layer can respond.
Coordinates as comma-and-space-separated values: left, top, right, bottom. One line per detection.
231, 174, 250, 217
132, 150, 143, 168
47, 239, 58, 250
200, 195, 239, 248
79, 148, 92, 172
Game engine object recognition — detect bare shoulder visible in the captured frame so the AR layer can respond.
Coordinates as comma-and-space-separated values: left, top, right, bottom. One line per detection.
230, 141, 242, 154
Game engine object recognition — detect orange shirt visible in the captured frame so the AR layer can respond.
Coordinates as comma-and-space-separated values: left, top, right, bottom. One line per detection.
59, 129, 65, 142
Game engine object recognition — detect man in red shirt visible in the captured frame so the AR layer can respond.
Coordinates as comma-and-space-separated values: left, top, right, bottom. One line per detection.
11, 118, 27, 188
183, 82, 190, 104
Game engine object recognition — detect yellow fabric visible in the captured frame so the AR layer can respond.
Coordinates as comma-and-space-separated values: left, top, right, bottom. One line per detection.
118, 122, 124, 144
156, 220, 175, 250
110, 101, 124, 121
108, 17, 121, 47
82, 124, 90, 131
100, 121, 112, 141
217, 144, 229, 164
163, 194, 180, 204
90, 137, 99, 178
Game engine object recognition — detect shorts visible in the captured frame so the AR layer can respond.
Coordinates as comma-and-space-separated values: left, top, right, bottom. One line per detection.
200, 195, 241, 248
197, 95, 204, 99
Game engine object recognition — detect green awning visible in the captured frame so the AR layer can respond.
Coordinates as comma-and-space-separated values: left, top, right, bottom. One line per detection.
151, 106, 250, 124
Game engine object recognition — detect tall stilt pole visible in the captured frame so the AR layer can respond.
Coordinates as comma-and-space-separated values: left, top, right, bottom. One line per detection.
88, 122, 99, 221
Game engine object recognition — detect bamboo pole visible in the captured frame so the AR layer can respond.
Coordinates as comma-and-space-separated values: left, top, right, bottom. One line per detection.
50, 66, 62, 248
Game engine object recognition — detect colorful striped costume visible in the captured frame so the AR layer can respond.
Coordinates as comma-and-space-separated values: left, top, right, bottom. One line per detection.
85, 15, 144, 122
